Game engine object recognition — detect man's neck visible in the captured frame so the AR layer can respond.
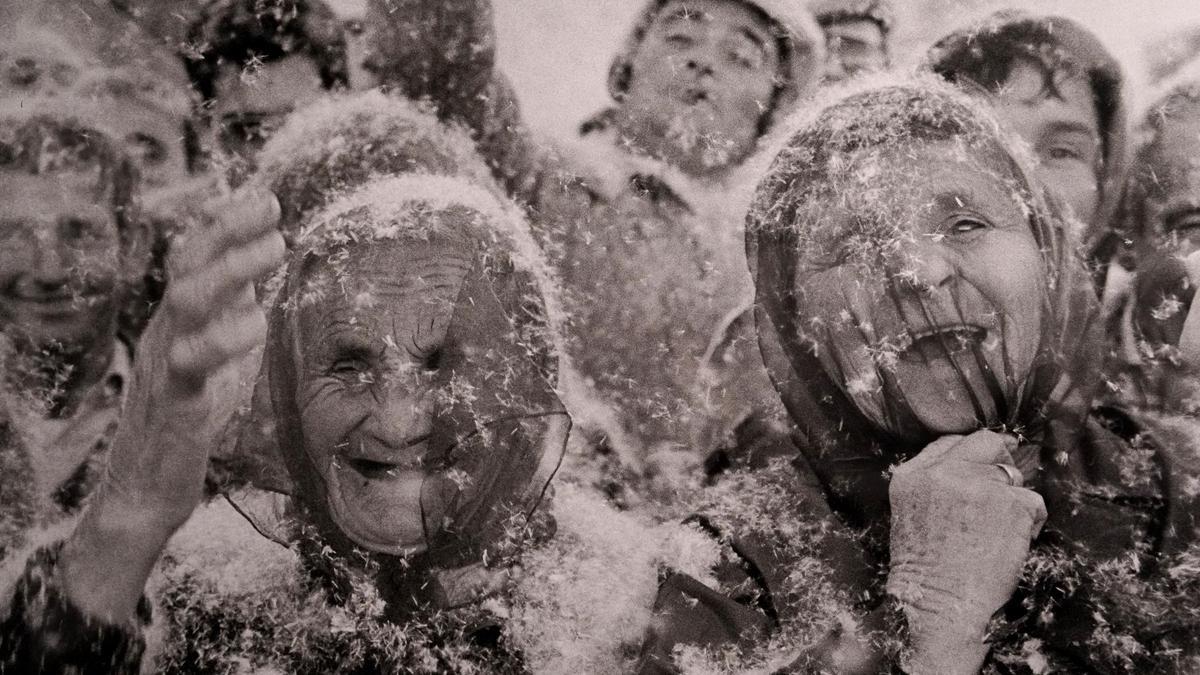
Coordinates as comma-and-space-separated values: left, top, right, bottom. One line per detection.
6, 336, 116, 418
610, 109, 737, 183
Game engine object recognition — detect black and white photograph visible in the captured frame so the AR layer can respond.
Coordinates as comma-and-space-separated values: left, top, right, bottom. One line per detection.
1, 0, 1200, 672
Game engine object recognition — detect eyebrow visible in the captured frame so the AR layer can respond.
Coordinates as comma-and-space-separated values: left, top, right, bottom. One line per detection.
1043, 121, 1100, 139
738, 27, 768, 50
662, 7, 710, 24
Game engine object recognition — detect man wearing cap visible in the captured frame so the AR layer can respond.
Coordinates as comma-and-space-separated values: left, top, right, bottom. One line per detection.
366, 0, 825, 483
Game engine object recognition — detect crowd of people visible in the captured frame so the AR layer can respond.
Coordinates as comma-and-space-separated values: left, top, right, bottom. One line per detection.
0, 0, 1198, 673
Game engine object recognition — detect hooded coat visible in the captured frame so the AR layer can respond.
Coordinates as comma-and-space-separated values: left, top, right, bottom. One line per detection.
365, 0, 824, 464
638, 80, 1200, 674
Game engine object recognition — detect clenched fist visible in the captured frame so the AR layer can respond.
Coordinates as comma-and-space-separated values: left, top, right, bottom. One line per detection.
61, 188, 285, 622
886, 430, 1047, 675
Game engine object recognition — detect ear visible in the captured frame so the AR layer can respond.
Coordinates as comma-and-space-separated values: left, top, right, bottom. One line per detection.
607, 58, 632, 102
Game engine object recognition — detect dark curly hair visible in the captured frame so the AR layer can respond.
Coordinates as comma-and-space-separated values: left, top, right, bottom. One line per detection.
183, 0, 349, 106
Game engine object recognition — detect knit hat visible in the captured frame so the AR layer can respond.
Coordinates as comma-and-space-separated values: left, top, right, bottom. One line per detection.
251, 90, 497, 238
606, 0, 825, 133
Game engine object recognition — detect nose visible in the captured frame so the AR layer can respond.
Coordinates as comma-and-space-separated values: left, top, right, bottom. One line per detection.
363, 383, 436, 449
891, 235, 955, 293
30, 230, 71, 289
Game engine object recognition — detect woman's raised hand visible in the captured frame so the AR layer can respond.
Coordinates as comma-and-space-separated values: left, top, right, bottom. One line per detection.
59, 188, 285, 623
886, 430, 1047, 675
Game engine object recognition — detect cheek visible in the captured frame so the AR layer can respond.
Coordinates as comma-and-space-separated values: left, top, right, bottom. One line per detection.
299, 389, 366, 465
71, 246, 123, 284
1039, 164, 1099, 224
970, 238, 1045, 365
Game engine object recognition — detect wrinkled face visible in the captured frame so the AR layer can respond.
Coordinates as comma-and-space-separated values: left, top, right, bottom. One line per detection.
622, 0, 781, 174
821, 18, 886, 82
991, 58, 1102, 230
212, 55, 327, 181
0, 170, 122, 349
797, 143, 1045, 433
294, 238, 527, 556
1142, 104, 1200, 256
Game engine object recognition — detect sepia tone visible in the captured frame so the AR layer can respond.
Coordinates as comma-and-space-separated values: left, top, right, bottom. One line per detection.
1, 0, 1199, 673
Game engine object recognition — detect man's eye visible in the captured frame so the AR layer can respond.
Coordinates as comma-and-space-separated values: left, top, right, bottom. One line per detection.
1045, 145, 1083, 161
127, 132, 167, 165
729, 46, 763, 70
61, 218, 103, 243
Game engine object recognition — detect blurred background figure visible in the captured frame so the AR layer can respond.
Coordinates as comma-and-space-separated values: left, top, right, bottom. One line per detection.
1107, 71, 1200, 413
0, 115, 147, 558
183, 0, 350, 184
809, 0, 893, 82
927, 11, 1128, 257
0, 0, 197, 343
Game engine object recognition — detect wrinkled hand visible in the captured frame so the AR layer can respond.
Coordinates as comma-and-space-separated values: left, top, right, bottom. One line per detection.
886, 430, 1047, 675
61, 189, 284, 621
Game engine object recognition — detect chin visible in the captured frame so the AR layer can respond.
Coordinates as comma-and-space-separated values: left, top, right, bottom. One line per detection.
324, 465, 453, 557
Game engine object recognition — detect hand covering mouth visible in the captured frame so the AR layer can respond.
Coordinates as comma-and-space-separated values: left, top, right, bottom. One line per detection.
896, 323, 988, 362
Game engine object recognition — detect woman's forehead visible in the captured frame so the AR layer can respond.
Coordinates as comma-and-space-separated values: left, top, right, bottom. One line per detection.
795, 140, 1025, 231
295, 239, 476, 333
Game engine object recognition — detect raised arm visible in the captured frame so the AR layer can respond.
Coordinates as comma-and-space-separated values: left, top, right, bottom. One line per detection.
1, 188, 285, 672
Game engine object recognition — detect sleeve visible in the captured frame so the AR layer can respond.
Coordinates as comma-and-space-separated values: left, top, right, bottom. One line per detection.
0, 543, 149, 675
634, 460, 901, 674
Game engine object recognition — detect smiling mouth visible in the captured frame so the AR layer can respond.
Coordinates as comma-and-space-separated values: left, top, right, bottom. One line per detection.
897, 324, 988, 362
338, 433, 432, 480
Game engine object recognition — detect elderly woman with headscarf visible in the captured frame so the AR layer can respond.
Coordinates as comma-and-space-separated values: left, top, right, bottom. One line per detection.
637, 78, 1200, 674
2, 94, 711, 674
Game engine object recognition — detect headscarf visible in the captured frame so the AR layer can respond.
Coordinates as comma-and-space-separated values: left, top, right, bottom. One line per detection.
267, 173, 568, 572
747, 78, 1103, 531
251, 90, 497, 239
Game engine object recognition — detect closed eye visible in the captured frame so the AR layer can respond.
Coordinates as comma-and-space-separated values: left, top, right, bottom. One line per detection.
1165, 208, 1200, 234
666, 33, 695, 49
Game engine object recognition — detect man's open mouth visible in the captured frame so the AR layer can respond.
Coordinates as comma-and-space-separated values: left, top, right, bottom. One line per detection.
897, 323, 988, 362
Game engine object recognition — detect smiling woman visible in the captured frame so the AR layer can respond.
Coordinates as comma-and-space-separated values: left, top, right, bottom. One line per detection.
723, 77, 1200, 673
268, 174, 567, 574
